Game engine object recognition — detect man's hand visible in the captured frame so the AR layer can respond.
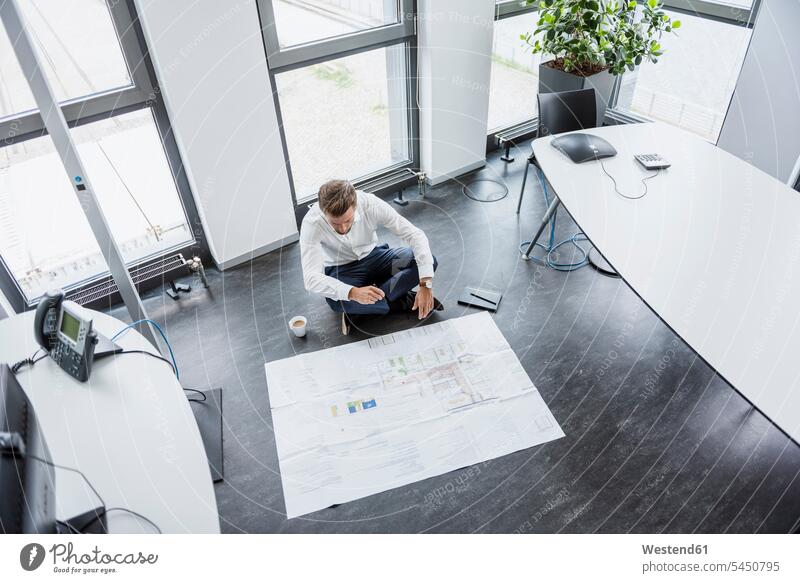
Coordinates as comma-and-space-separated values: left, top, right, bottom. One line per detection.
348, 286, 385, 305
413, 283, 434, 319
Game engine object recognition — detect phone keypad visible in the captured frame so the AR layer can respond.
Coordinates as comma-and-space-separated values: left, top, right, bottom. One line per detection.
635, 153, 670, 169
51, 343, 86, 379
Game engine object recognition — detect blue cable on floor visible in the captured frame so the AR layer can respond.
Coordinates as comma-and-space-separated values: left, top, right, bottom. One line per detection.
519, 167, 590, 271
111, 319, 179, 380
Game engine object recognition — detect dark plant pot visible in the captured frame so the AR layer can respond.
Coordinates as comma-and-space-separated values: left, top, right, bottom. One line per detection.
539, 61, 616, 127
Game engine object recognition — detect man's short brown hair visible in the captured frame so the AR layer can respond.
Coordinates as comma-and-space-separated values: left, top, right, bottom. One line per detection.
318, 180, 357, 217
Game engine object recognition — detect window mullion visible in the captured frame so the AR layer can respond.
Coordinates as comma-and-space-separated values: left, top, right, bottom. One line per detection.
495, 1, 538, 20
106, 0, 155, 93
0, 86, 150, 145
660, 0, 754, 27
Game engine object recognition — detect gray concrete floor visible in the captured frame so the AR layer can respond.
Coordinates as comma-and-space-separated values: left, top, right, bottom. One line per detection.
111, 142, 800, 533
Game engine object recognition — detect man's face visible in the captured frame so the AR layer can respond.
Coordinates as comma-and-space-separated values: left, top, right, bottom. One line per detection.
325, 205, 356, 235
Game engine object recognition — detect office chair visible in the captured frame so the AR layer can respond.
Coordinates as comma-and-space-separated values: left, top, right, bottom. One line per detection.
516, 88, 597, 214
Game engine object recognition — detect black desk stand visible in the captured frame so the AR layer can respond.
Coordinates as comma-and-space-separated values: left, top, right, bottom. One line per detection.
189, 387, 224, 482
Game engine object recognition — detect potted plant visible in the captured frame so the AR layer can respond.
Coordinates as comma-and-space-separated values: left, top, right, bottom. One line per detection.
522, 0, 681, 126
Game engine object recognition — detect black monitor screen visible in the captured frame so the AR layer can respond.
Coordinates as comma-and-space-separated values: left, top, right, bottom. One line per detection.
0, 364, 56, 534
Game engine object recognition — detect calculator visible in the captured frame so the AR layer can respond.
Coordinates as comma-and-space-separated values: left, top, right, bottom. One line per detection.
634, 153, 671, 170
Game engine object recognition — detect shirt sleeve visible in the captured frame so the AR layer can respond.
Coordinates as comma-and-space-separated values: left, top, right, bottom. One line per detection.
299, 221, 353, 302
366, 193, 435, 280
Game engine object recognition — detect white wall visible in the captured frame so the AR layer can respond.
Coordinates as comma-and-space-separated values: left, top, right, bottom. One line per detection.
718, 0, 800, 184
417, 0, 494, 185
134, 0, 298, 270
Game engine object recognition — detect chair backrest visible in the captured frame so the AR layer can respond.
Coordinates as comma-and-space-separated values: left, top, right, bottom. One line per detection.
537, 88, 597, 137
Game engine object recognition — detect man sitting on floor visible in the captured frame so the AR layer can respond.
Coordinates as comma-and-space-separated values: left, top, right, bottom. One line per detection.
300, 179, 442, 335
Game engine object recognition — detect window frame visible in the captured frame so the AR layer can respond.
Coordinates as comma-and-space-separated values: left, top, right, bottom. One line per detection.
486, 0, 541, 148
0, 0, 209, 312
661, 0, 760, 27
606, 0, 761, 137
256, 0, 420, 216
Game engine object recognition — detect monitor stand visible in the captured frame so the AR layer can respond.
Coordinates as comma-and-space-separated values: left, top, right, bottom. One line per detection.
57, 506, 108, 534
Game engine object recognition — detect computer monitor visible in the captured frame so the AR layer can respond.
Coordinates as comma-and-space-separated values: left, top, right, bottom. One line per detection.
0, 363, 56, 534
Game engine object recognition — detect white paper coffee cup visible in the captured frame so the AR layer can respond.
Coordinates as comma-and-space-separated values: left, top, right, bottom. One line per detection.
289, 316, 307, 338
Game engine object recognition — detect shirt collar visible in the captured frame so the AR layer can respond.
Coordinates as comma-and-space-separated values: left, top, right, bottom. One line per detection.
314, 201, 361, 234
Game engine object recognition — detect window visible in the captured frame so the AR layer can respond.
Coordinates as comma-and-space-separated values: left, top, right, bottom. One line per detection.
614, 9, 752, 141
274, 44, 410, 200
0, 0, 132, 120
271, 0, 399, 49
610, 1, 758, 141
258, 0, 415, 206
0, 110, 192, 300
0, 0, 205, 308
488, 10, 541, 132
487, 1, 758, 143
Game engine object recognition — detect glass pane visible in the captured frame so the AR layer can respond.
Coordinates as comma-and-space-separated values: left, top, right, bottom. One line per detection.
709, 0, 753, 9
275, 44, 410, 202
271, 0, 399, 49
615, 10, 752, 141
0, 0, 132, 120
0, 109, 193, 301
488, 12, 541, 131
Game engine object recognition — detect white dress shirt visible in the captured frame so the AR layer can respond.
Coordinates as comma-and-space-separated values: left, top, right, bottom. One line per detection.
300, 191, 435, 301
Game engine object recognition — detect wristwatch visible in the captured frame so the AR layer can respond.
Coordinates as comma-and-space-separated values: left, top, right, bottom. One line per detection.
420, 279, 433, 289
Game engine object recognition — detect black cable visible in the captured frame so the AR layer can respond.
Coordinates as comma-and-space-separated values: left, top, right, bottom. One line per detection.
116, 350, 176, 375
462, 178, 509, 202
117, 352, 206, 405
56, 520, 82, 535
17, 452, 105, 509
599, 159, 660, 200
11, 348, 46, 374
183, 387, 207, 402
58, 521, 81, 534
7, 452, 161, 534
79, 507, 162, 535
14, 348, 177, 377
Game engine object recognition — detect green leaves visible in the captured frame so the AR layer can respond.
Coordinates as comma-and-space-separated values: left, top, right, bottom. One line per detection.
523, 0, 680, 75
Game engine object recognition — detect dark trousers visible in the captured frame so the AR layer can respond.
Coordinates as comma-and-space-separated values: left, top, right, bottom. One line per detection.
325, 244, 438, 315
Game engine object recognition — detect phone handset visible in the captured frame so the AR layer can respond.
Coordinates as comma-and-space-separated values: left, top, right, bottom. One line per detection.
33, 289, 65, 350
33, 290, 99, 382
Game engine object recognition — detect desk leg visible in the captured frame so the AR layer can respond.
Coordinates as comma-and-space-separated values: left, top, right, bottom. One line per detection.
516, 162, 531, 214
521, 196, 560, 261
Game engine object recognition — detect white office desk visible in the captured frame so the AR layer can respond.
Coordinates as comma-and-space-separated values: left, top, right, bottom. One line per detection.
531, 121, 800, 444
0, 310, 220, 533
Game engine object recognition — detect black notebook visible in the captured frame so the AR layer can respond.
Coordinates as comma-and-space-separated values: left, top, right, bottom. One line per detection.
457, 286, 502, 312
